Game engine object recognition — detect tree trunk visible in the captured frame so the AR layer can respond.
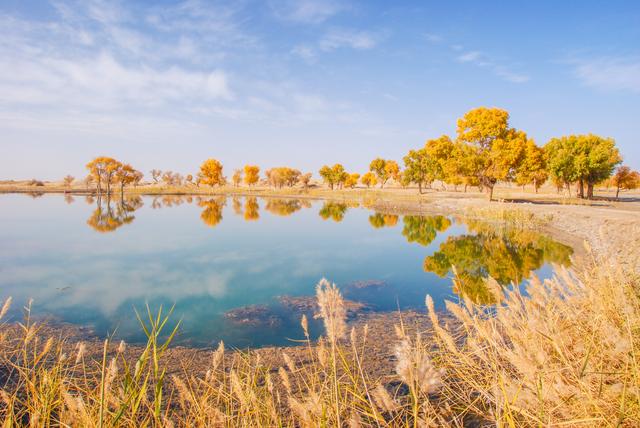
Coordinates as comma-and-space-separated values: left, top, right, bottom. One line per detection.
464, 184, 468, 193
616, 186, 620, 199
418, 182, 422, 194
488, 185, 494, 201
577, 179, 584, 199
586, 183, 594, 199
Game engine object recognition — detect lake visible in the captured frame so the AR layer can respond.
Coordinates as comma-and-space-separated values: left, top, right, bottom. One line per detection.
0, 193, 572, 348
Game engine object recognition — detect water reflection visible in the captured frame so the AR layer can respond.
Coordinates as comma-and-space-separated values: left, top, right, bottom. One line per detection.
1, 194, 575, 347
86, 196, 143, 233
402, 215, 452, 246
244, 197, 259, 221
423, 218, 573, 304
368, 213, 399, 228
319, 201, 348, 222
199, 197, 225, 228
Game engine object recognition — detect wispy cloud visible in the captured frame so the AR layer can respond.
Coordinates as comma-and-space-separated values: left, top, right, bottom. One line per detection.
455, 49, 529, 83
319, 28, 379, 51
572, 56, 640, 93
270, 0, 345, 24
291, 28, 384, 63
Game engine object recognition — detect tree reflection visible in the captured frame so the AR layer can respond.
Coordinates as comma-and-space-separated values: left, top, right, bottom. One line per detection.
244, 197, 260, 221
87, 196, 143, 233
402, 215, 451, 246
232, 196, 243, 216
64, 193, 75, 204
265, 199, 303, 217
199, 197, 226, 228
319, 202, 348, 222
423, 220, 573, 304
368, 213, 399, 228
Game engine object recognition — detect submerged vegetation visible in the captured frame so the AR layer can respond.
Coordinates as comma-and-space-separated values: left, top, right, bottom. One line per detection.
0, 246, 637, 426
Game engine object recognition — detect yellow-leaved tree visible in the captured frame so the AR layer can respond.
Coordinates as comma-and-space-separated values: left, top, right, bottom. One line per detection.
199, 159, 224, 187
515, 139, 548, 193
344, 173, 360, 189
86, 156, 122, 195
232, 169, 243, 187
456, 107, 528, 200
243, 165, 260, 186
369, 158, 400, 188
611, 165, 640, 199
360, 171, 378, 188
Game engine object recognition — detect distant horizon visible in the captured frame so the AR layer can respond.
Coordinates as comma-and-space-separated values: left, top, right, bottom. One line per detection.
2, 0, 639, 180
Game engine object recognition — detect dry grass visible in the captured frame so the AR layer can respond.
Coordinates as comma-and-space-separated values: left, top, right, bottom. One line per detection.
0, 248, 638, 426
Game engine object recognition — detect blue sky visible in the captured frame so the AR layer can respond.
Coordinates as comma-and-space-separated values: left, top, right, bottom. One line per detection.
1, 0, 639, 180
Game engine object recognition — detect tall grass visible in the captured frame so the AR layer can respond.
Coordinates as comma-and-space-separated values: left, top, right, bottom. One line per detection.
0, 249, 637, 426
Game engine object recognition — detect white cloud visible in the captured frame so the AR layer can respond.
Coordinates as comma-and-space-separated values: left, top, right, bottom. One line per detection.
457, 50, 482, 63
456, 50, 529, 83
291, 44, 317, 62
319, 29, 378, 51
573, 57, 640, 93
270, 0, 344, 24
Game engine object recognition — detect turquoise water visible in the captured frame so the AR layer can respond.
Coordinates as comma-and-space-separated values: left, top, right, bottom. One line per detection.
0, 194, 572, 348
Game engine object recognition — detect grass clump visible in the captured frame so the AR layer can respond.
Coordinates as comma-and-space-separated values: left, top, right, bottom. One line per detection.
0, 249, 638, 426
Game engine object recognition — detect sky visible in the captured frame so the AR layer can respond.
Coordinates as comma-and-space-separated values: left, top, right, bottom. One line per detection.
1, 0, 639, 180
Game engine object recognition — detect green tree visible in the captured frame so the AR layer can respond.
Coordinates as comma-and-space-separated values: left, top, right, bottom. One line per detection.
546, 134, 621, 198
403, 147, 437, 193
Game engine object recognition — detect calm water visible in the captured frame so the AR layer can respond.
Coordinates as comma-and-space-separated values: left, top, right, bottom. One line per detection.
0, 194, 572, 348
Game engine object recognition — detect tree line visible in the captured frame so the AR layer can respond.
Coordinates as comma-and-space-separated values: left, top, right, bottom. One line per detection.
80, 107, 638, 200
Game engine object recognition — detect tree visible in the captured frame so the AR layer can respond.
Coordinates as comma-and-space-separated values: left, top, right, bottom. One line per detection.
384, 161, 400, 186
150, 169, 162, 184
369, 158, 399, 188
115, 164, 140, 196
344, 173, 360, 189
611, 166, 640, 199
63, 175, 75, 187
546, 134, 621, 198
266, 167, 301, 188
361, 172, 378, 188
515, 139, 548, 193
319, 164, 347, 190
244, 165, 260, 186
86, 156, 121, 195
456, 107, 528, 200
403, 146, 438, 193
185, 174, 193, 185
232, 169, 243, 187
199, 159, 224, 187
83, 175, 94, 190
300, 173, 312, 189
